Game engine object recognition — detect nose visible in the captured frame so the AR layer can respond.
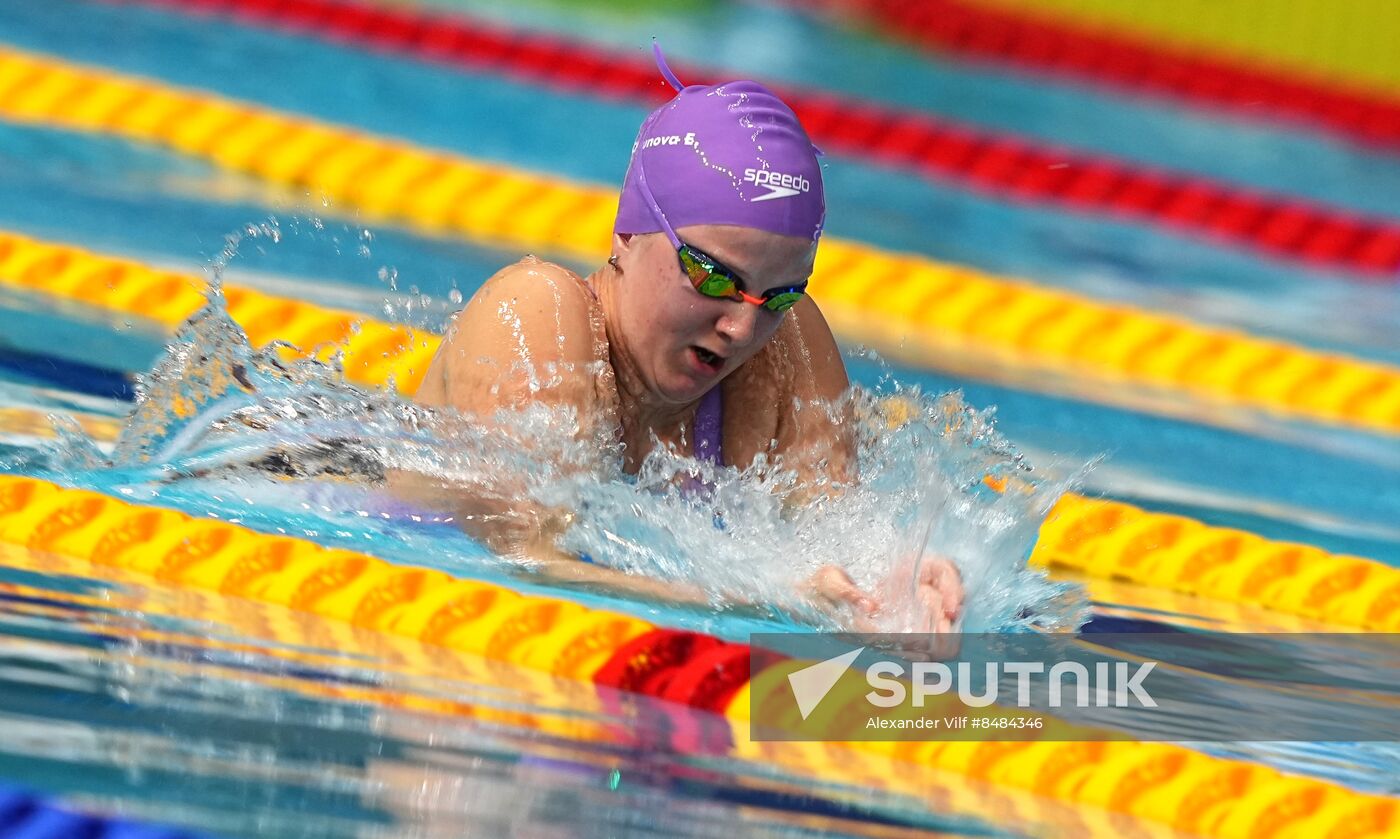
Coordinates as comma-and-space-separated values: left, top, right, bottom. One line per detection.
717, 301, 761, 346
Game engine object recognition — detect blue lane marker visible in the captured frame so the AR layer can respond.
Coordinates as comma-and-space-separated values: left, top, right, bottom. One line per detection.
0, 347, 135, 401
0, 781, 210, 839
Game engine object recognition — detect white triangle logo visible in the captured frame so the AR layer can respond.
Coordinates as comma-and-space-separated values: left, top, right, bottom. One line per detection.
751, 184, 801, 202
787, 647, 865, 720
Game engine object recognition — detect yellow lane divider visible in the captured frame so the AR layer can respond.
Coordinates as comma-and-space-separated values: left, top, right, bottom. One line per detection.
1031, 494, 1400, 631
0, 545, 1171, 839
2, 476, 1395, 839
968, 0, 1400, 99
0, 46, 1398, 436
0, 231, 440, 393
2, 226, 1396, 631
0, 475, 655, 679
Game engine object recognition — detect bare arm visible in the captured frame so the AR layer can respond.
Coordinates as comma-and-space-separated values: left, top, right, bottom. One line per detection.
390, 259, 732, 603
771, 294, 857, 499
389, 258, 604, 554
751, 295, 964, 629
413, 257, 603, 423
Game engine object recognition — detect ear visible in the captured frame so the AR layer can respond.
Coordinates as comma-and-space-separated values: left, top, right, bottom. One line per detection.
612, 232, 635, 259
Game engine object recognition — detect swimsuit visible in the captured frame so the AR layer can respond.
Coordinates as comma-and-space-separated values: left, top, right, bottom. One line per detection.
577, 388, 722, 565
573, 268, 725, 467
692, 384, 723, 466
575, 271, 725, 563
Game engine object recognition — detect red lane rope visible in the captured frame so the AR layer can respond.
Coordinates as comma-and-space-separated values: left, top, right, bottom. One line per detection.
792, 0, 1400, 157
99, 0, 1400, 277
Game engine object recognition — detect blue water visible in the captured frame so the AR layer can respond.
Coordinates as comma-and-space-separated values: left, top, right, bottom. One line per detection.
0, 0, 1398, 836
0, 548, 1015, 838
2, 1, 1400, 369
409, 0, 1400, 218
1, 66, 1398, 564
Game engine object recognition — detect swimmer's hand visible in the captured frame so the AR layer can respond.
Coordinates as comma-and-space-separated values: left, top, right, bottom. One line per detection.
805, 558, 964, 633
805, 565, 880, 631
916, 555, 964, 634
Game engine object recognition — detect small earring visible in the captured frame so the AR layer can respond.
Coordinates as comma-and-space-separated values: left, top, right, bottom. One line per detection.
608, 255, 620, 269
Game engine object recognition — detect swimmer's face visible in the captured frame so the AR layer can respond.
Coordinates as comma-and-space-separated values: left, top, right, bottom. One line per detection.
613, 224, 816, 404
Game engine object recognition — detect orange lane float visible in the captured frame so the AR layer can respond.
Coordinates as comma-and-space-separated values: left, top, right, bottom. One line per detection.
1, 228, 1395, 631
0, 474, 1395, 839
108, 0, 1400, 273
1, 51, 1400, 435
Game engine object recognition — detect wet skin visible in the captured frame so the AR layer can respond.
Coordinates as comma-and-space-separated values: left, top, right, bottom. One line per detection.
406, 224, 963, 629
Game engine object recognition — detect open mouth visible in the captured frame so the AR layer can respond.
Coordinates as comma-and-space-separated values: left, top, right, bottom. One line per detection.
692, 346, 723, 372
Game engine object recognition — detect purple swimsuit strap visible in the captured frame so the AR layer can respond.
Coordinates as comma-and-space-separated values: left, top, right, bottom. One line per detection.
693, 385, 723, 466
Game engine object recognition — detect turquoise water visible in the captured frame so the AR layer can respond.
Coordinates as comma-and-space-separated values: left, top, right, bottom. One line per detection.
4, 1, 1400, 368
0, 0, 1398, 835
0, 547, 1012, 838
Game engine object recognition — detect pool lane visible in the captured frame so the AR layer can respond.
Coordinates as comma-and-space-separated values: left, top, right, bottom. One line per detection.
388, 0, 1400, 219
5, 2, 1399, 371
91, 0, 1400, 279
4, 223, 1398, 574
2, 1, 1400, 610
0, 79, 1397, 554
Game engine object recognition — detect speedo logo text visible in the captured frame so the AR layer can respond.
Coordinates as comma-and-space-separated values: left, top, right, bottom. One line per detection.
744, 168, 812, 202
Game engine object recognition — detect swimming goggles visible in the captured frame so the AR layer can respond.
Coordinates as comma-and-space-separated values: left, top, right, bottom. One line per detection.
678, 245, 807, 312
634, 158, 808, 313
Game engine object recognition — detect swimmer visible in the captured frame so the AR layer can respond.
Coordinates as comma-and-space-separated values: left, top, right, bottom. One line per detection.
393, 48, 962, 631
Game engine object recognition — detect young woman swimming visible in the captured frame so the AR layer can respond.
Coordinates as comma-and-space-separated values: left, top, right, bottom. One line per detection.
395, 49, 962, 631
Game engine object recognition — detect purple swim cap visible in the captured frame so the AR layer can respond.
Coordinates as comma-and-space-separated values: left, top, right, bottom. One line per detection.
614, 45, 825, 243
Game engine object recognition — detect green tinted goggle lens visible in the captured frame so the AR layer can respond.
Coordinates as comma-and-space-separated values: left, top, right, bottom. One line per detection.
762, 291, 804, 312
680, 247, 805, 313
694, 273, 735, 296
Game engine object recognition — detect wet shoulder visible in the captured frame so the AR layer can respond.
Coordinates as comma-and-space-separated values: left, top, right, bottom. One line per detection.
728, 296, 844, 401
482, 255, 593, 321
720, 296, 849, 465
462, 257, 599, 354
416, 256, 604, 409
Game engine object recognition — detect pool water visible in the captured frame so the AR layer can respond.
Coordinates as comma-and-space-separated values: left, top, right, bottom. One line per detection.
0, 0, 1398, 836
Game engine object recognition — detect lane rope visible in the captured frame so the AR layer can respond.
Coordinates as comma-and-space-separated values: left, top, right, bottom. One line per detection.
0, 49, 1398, 435
0, 546, 1226, 839
963, 0, 1400, 101
0, 231, 439, 394
1029, 493, 1400, 631
1, 228, 1395, 631
785, 0, 1400, 157
1, 475, 1395, 839
96, 0, 1400, 277
0, 779, 210, 839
